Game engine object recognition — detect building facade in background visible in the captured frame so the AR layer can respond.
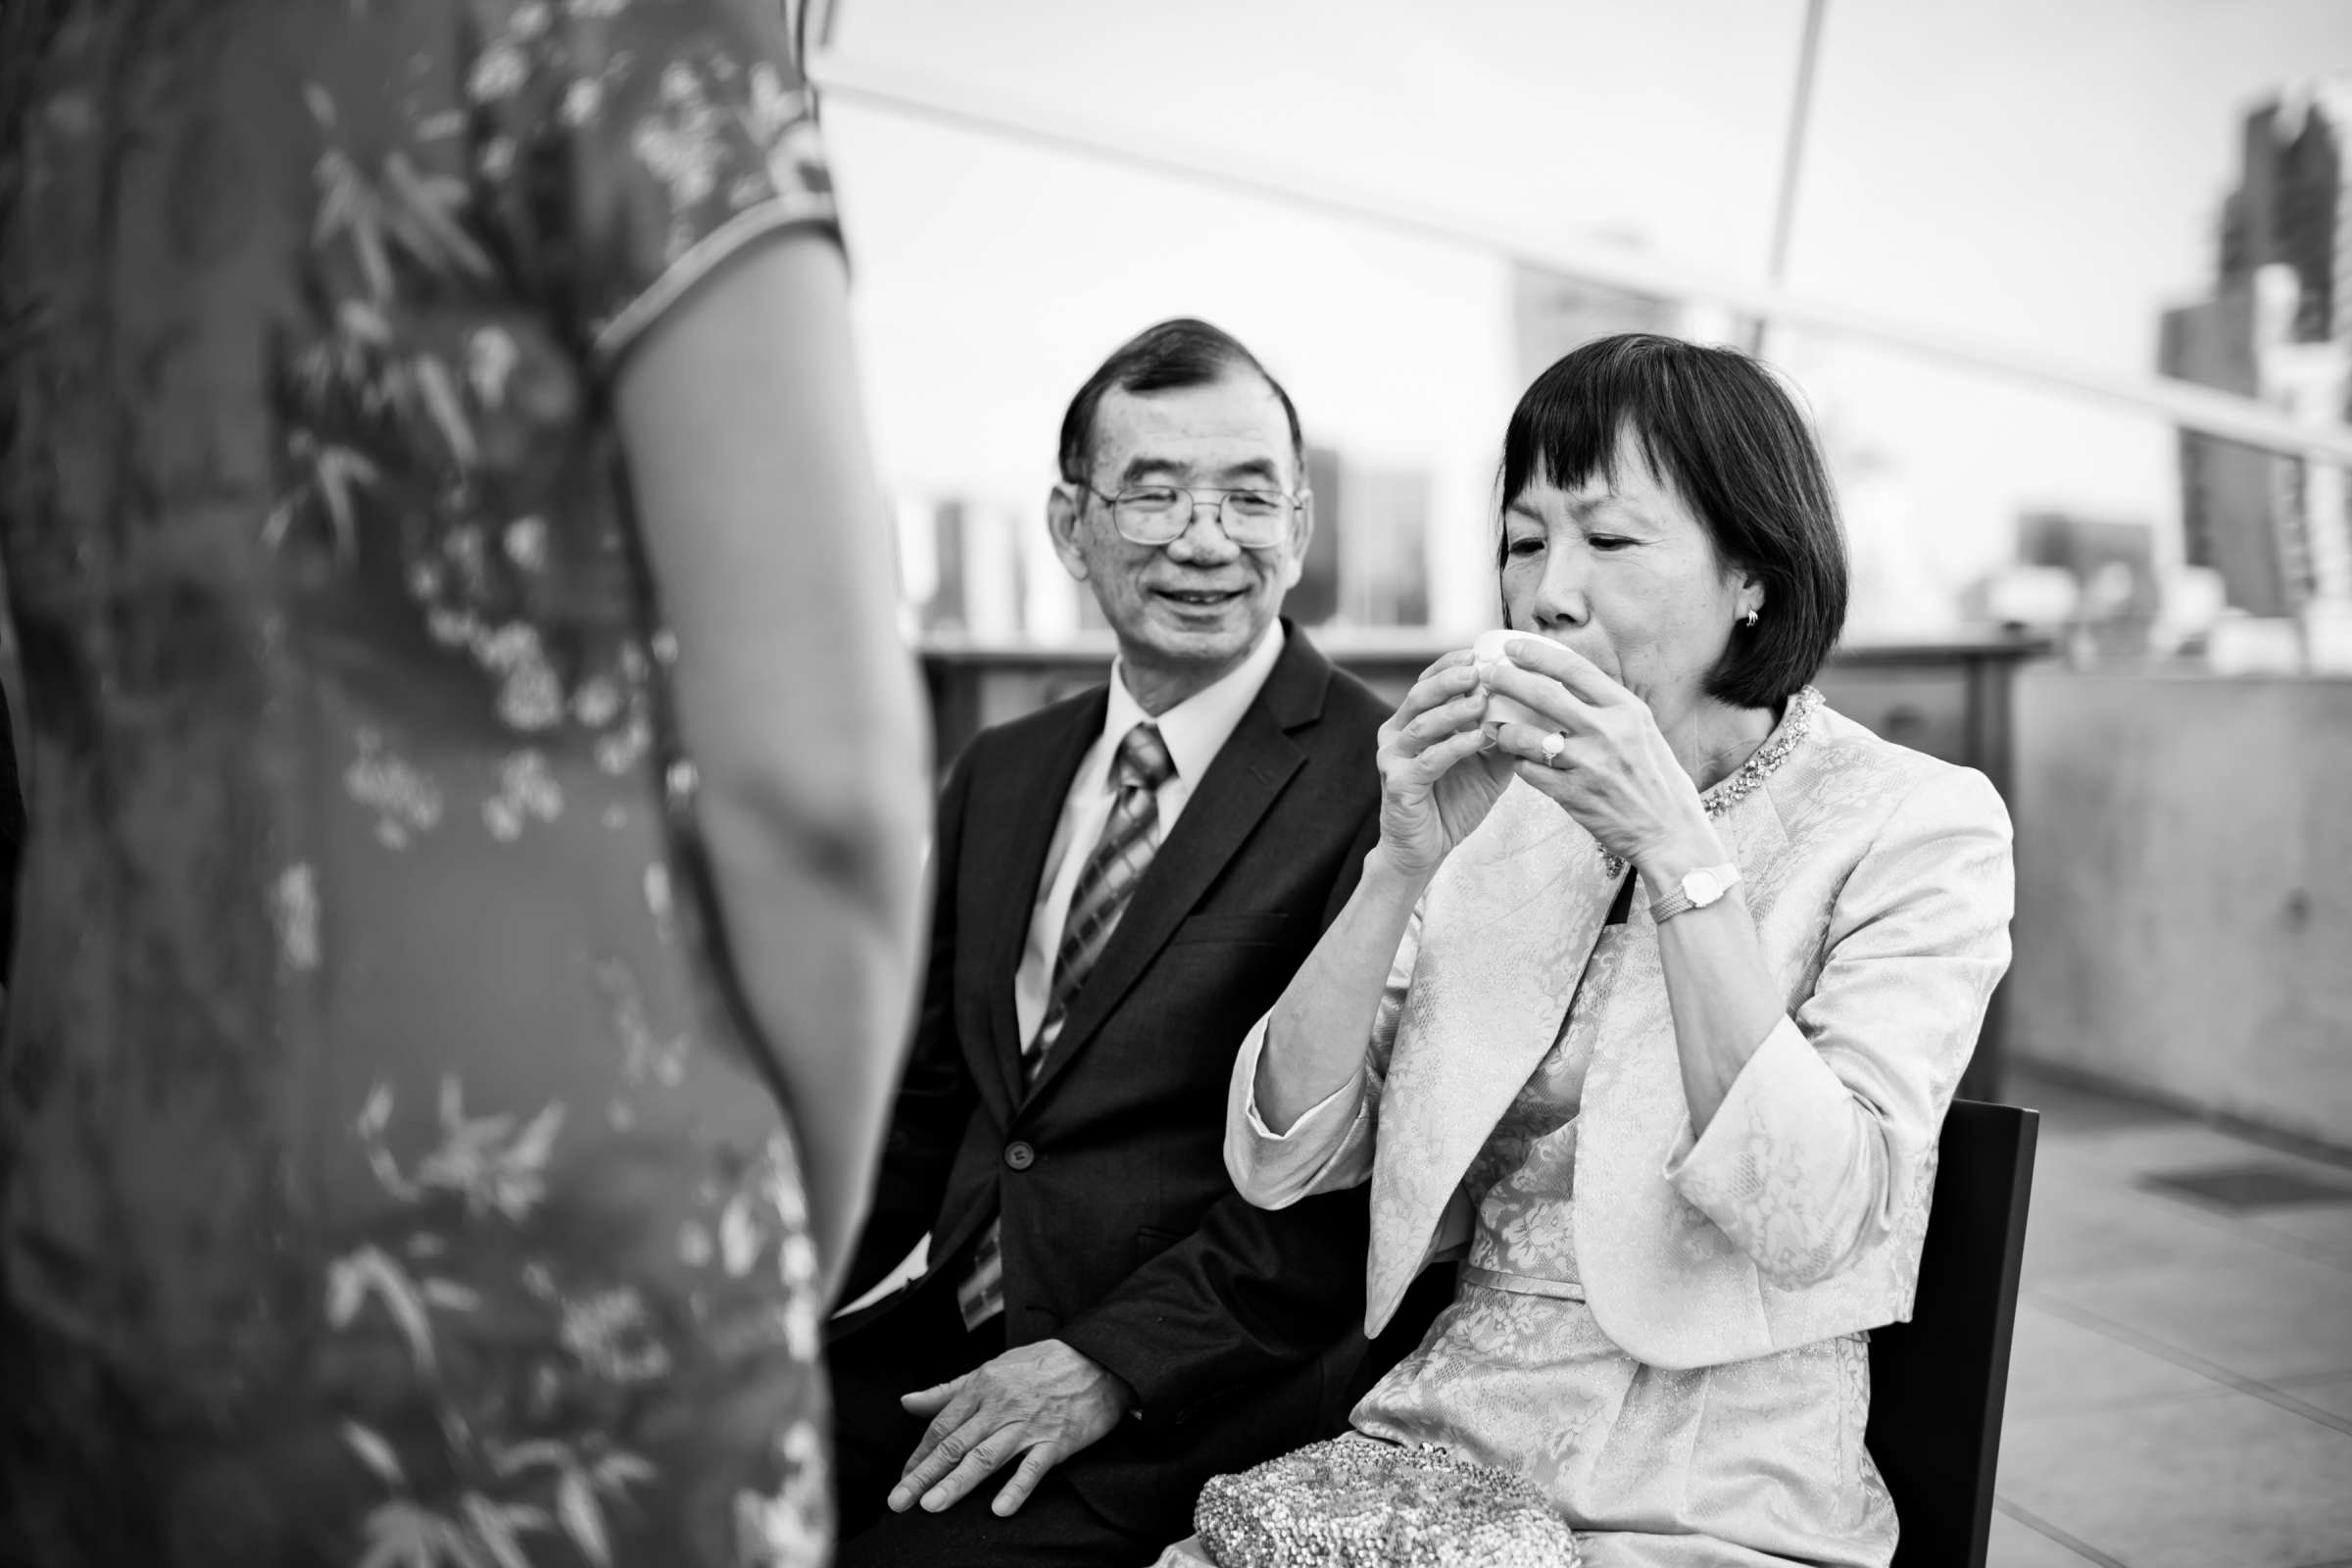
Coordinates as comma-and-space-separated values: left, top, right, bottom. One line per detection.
2162, 80, 2352, 625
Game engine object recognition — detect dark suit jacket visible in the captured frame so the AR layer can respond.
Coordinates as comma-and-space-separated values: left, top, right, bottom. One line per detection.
834, 622, 1392, 1536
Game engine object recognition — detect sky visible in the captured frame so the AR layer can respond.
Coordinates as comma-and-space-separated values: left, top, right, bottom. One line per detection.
814, 0, 2352, 637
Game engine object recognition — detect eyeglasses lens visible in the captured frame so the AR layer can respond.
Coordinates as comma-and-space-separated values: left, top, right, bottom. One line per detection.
1111, 488, 1289, 548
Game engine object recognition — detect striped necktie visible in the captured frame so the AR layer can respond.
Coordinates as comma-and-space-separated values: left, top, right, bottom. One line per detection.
1028, 720, 1176, 1079
956, 721, 1178, 1330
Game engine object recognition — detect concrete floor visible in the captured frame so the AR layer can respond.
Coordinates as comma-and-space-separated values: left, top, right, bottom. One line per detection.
1989, 1067, 2352, 1568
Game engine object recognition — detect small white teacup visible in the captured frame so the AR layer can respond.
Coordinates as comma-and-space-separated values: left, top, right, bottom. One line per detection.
1473, 629, 1552, 732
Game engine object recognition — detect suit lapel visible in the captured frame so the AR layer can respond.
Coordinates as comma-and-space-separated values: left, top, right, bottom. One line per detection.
965, 690, 1106, 1112
1020, 632, 1329, 1108
1364, 780, 1621, 1331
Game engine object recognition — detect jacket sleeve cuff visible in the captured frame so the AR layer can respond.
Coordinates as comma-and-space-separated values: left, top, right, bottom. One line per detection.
1663, 1015, 1882, 1285
1225, 1012, 1373, 1207
1241, 1030, 1360, 1144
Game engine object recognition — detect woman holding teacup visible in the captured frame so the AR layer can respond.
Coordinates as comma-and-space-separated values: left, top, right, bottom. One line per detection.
1160, 333, 2015, 1566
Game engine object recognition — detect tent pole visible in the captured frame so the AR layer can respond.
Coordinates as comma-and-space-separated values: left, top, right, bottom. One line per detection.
1751, 0, 1829, 357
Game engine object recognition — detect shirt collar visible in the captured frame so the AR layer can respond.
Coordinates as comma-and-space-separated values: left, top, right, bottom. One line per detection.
1102, 619, 1288, 788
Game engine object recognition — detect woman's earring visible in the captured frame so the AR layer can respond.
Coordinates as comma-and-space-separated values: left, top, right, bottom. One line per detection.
1742, 608, 1761, 629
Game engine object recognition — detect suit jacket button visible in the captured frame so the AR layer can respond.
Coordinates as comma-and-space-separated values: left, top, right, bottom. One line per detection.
1004, 1140, 1036, 1171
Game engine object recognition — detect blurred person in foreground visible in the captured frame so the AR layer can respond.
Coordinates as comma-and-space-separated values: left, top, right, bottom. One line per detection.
0, 2, 928, 1564
1158, 334, 2015, 1567
826, 318, 1401, 1567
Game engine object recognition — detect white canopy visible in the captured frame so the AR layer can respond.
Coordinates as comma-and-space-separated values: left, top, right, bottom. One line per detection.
808, 0, 2352, 633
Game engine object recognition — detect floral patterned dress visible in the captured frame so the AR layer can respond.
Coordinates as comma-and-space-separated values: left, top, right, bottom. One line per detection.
1164, 902, 1894, 1568
0, 3, 842, 1564
1347, 912, 1895, 1568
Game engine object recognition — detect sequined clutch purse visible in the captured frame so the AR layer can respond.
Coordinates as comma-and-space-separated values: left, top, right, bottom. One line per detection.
1192, 1435, 1582, 1567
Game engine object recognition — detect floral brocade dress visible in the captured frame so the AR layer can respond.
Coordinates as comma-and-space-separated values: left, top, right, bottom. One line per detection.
1, 3, 843, 1565
1348, 906, 1894, 1568
1164, 891, 1893, 1568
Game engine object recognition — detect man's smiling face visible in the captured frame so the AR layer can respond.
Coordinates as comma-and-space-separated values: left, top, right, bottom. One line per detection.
1049, 370, 1309, 710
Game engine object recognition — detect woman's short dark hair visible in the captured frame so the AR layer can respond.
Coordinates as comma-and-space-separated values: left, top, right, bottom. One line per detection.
1497, 333, 1848, 710
1057, 318, 1305, 484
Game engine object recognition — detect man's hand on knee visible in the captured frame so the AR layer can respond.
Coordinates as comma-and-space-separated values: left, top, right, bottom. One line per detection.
888, 1339, 1134, 1518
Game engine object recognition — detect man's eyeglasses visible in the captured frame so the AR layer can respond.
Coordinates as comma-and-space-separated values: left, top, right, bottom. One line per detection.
1079, 482, 1302, 550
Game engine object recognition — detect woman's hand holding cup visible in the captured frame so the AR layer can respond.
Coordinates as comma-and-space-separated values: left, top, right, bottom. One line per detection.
1373, 649, 1515, 882
1478, 638, 1715, 871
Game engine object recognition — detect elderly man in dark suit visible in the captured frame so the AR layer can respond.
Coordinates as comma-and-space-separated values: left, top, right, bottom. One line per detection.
827, 318, 1396, 1566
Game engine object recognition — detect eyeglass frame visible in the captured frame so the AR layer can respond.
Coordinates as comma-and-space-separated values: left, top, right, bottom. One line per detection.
1068, 478, 1310, 551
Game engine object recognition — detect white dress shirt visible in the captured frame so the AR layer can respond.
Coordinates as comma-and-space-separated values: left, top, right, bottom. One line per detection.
1011, 619, 1288, 1054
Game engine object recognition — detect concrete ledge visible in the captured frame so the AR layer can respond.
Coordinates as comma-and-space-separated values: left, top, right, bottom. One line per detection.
2008, 667, 2352, 1152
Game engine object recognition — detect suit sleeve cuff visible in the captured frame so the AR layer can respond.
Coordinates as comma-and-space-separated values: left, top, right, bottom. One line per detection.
1057, 1315, 1179, 1423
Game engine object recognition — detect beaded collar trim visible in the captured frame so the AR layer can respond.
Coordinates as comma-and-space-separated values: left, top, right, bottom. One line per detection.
1600, 684, 1824, 879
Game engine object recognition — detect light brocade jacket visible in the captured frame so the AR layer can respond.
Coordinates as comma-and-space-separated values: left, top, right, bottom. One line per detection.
1226, 703, 2016, 1370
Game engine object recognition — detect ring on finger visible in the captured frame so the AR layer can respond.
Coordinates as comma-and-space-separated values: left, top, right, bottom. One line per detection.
1540, 731, 1567, 765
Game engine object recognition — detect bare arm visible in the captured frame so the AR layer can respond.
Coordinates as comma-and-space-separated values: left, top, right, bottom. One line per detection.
1255, 651, 1507, 1129
1483, 642, 1790, 1136
615, 230, 930, 1304
1639, 826, 1788, 1134
1254, 849, 1425, 1130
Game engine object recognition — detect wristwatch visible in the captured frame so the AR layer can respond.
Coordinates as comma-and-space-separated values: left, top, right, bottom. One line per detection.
1650, 861, 1741, 923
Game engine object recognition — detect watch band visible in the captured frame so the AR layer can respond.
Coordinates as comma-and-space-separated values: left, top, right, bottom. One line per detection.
1650, 862, 1741, 924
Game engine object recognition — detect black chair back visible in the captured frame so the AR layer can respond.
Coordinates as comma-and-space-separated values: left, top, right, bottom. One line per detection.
1867, 1100, 2040, 1568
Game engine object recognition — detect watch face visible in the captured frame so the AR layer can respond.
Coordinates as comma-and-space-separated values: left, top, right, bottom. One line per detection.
1685, 868, 1725, 905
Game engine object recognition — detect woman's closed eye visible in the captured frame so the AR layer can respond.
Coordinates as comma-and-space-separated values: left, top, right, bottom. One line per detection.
1506, 536, 1545, 558
1587, 534, 1637, 553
